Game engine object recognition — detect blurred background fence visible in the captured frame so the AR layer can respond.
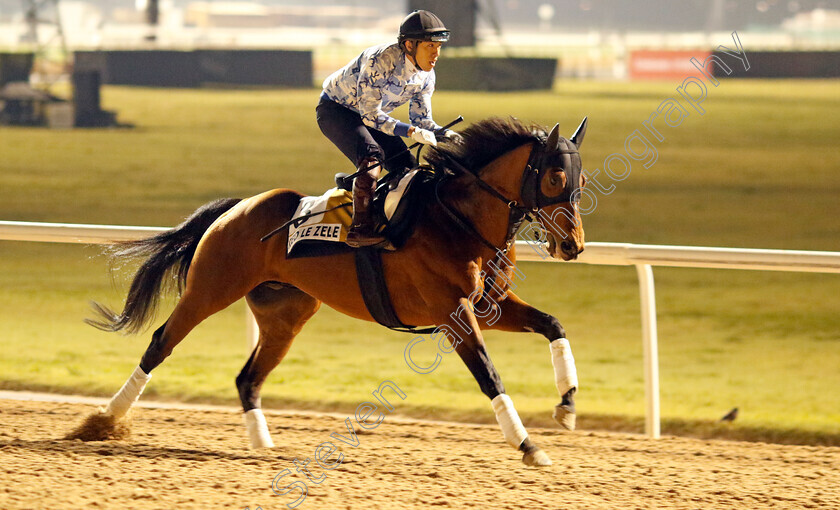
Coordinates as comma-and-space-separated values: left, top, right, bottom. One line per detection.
1, 0, 839, 89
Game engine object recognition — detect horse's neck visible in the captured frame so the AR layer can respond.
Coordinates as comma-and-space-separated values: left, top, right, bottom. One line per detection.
477, 144, 533, 199
442, 143, 533, 249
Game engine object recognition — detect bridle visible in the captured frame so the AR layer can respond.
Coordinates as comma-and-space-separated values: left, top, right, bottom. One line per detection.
433, 122, 585, 302
435, 124, 583, 257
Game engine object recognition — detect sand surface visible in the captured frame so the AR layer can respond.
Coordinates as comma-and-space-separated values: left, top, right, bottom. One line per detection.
1, 397, 838, 509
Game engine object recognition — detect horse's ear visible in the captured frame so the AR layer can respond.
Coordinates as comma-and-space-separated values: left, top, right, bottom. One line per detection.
546, 123, 560, 149
570, 117, 588, 149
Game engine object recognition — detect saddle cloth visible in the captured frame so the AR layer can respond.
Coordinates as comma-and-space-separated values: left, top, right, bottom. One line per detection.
286, 169, 430, 259
286, 188, 353, 257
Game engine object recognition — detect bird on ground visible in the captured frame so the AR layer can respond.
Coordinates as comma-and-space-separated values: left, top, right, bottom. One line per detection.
720, 407, 739, 422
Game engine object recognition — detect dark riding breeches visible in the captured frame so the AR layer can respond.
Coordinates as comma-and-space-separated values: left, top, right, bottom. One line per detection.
316, 96, 416, 174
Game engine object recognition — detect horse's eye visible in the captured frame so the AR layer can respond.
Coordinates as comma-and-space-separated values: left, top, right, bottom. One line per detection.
549, 169, 564, 185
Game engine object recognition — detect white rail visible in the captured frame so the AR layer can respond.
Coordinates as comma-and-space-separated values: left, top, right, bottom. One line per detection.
0, 221, 167, 243
0, 220, 263, 365
3, 220, 840, 438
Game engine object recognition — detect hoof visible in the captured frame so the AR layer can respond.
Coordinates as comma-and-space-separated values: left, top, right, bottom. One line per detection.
553, 403, 576, 431
522, 447, 552, 467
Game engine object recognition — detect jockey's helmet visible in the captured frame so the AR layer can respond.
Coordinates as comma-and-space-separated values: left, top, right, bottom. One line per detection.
399, 10, 450, 43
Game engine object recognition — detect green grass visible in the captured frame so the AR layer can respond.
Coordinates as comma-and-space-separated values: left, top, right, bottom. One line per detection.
1, 81, 839, 445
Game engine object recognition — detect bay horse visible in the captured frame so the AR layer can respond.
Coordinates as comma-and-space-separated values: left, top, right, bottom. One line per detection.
78, 116, 588, 467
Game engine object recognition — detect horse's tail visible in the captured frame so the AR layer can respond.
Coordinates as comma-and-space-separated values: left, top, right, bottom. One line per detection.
86, 198, 242, 335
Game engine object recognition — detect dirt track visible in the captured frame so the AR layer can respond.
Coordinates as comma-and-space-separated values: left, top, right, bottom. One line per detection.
1, 398, 838, 510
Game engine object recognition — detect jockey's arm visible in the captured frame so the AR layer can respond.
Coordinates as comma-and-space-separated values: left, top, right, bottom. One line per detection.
408, 77, 442, 133
356, 60, 412, 138
408, 78, 459, 143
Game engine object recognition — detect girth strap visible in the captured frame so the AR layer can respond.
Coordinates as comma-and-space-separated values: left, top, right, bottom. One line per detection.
354, 247, 436, 335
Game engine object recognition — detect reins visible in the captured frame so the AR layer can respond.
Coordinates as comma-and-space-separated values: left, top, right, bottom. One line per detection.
431, 142, 550, 305
433, 140, 548, 258
431, 130, 583, 301
342, 116, 465, 182
434, 177, 504, 253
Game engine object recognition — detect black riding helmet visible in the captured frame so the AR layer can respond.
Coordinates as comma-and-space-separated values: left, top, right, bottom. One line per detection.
398, 10, 450, 43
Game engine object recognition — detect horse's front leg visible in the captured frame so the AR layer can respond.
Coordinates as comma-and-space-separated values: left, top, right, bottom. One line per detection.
475, 290, 579, 431
445, 297, 552, 467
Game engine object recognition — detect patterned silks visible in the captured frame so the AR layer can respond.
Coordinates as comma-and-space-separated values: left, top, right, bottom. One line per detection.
322, 43, 443, 137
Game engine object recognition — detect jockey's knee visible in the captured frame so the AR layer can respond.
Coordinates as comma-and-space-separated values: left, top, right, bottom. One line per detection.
358, 142, 384, 164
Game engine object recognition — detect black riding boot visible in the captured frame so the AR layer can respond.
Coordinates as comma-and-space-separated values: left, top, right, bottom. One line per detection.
346, 159, 386, 248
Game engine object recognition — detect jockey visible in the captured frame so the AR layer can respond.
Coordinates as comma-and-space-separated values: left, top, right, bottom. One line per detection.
317, 9, 460, 248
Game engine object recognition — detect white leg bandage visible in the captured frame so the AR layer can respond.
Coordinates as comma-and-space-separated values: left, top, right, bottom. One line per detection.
550, 338, 578, 396
244, 409, 275, 449
103, 365, 152, 419
491, 394, 528, 449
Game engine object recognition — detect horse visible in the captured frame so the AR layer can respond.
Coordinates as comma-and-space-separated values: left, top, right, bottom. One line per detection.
74, 116, 588, 467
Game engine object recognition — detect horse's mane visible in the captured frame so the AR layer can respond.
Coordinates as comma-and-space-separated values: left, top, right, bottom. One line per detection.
425, 117, 544, 175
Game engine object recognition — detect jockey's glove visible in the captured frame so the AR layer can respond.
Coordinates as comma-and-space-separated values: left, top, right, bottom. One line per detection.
410, 127, 438, 146
443, 129, 464, 144
433, 128, 464, 144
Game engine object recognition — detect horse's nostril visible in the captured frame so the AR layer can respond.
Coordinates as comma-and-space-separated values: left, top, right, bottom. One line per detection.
560, 241, 574, 253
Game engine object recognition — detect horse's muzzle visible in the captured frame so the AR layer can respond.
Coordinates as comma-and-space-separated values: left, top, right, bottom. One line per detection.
559, 239, 583, 261
547, 233, 583, 261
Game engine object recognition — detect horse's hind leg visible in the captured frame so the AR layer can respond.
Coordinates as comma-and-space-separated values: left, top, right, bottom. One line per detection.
66, 285, 250, 441
100, 238, 265, 422
95, 283, 251, 425
236, 282, 320, 449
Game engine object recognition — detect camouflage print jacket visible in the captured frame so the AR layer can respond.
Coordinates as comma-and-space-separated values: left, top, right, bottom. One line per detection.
321, 43, 443, 137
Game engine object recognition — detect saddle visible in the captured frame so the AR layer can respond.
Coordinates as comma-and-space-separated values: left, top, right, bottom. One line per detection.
358, 168, 438, 333
284, 168, 439, 332
372, 168, 437, 248
285, 168, 437, 258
